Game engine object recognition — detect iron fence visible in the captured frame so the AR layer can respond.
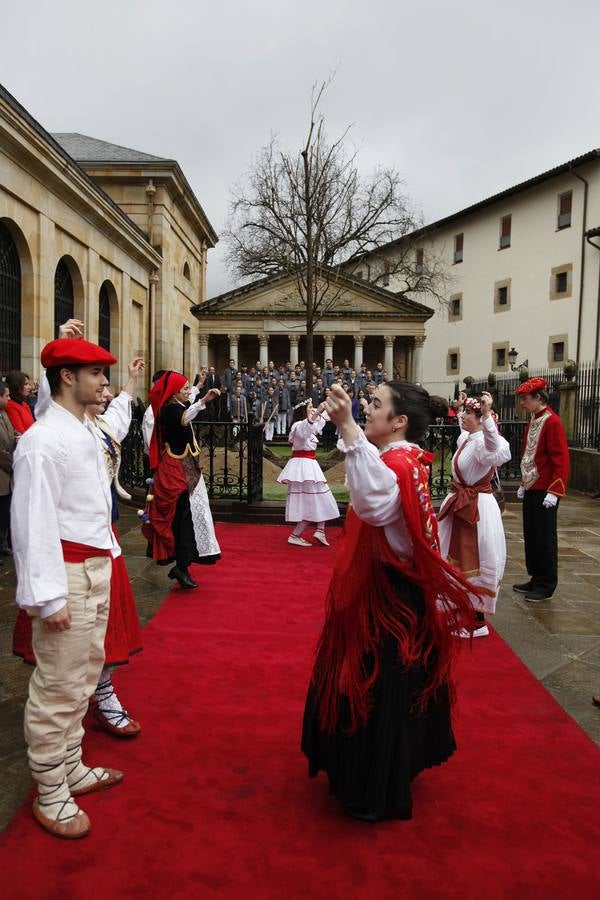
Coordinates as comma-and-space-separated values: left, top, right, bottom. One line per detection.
573, 360, 600, 450
120, 419, 264, 502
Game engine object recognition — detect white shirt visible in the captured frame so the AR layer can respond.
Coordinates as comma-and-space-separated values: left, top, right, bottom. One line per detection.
11, 401, 120, 618
337, 428, 413, 559
452, 415, 511, 482
289, 412, 328, 450
100, 390, 132, 444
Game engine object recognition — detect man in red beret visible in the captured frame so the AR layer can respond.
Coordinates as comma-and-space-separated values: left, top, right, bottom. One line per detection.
513, 378, 570, 602
10, 338, 124, 838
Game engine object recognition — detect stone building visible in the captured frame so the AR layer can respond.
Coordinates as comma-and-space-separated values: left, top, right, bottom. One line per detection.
0, 83, 217, 390
192, 268, 433, 380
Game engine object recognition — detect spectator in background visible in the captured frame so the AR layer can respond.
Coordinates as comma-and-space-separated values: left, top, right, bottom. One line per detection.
373, 362, 384, 385
0, 382, 16, 561
6, 371, 34, 435
223, 359, 237, 393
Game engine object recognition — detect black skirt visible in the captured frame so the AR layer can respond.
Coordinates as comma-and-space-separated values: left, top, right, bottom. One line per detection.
301, 570, 456, 821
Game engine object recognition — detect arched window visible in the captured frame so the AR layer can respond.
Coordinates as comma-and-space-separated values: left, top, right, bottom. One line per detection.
54, 259, 74, 337
99, 283, 111, 352
0, 221, 22, 373
183, 261, 191, 281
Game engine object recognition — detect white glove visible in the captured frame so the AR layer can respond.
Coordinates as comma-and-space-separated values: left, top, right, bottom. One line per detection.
516, 486, 525, 500
543, 492, 558, 509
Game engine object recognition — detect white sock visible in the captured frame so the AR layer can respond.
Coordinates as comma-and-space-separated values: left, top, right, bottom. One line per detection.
30, 759, 80, 823
65, 743, 112, 793
314, 522, 325, 534
95, 669, 132, 728
292, 521, 307, 537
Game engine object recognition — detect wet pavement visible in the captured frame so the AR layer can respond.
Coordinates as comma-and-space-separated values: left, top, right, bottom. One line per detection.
1, 495, 599, 832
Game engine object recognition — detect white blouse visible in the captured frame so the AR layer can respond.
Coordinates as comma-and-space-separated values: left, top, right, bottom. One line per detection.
452, 415, 511, 483
337, 428, 413, 559
289, 412, 328, 451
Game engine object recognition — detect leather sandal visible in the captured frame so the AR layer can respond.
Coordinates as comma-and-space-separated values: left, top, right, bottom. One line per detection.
70, 767, 124, 797
33, 798, 91, 839
93, 703, 141, 738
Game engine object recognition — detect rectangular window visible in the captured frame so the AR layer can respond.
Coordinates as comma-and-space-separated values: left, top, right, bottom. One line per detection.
451, 298, 461, 316
416, 248, 424, 274
453, 233, 463, 264
497, 286, 508, 305
558, 191, 572, 229
552, 341, 565, 362
496, 347, 506, 368
382, 261, 390, 286
555, 271, 568, 294
499, 215, 511, 249
448, 293, 462, 322
446, 347, 460, 375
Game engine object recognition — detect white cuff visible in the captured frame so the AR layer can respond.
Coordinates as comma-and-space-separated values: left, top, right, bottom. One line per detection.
337, 428, 368, 454
39, 598, 67, 619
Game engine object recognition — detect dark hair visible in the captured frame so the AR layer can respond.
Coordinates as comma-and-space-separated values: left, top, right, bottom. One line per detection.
46, 364, 85, 396
385, 380, 448, 443
152, 369, 166, 384
6, 370, 28, 402
292, 401, 310, 424
0, 382, 8, 397
529, 389, 549, 405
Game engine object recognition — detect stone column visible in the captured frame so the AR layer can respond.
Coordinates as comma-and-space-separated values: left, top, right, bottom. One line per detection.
353, 335, 363, 371
384, 335, 395, 378
198, 333, 209, 368
289, 334, 299, 366
259, 333, 269, 368
323, 334, 334, 365
228, 333, 239, 367
413, 335, 425, 383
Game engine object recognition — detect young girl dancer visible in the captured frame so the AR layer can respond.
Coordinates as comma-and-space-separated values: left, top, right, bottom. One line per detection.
277, 399, 339, 547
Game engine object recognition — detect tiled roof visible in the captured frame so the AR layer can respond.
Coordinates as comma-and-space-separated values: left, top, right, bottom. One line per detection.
52, 132, 167, 163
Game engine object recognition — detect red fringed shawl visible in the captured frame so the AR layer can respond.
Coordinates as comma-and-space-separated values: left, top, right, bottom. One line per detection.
312, 445, 478, 735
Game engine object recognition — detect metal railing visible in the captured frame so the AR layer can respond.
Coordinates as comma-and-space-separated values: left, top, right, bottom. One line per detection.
120, 419, 264, 502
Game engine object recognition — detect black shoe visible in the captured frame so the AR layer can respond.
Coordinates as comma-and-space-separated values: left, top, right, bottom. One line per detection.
345, 806, 387, 823
524, 591, 553, 602
168, 566, 198, 589
513, 581, 533, 594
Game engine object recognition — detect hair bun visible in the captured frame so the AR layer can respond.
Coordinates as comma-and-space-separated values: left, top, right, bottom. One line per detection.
429, 395, 448, 419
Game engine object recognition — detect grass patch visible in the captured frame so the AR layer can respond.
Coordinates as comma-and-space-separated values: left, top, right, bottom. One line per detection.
262, 483, 349, 502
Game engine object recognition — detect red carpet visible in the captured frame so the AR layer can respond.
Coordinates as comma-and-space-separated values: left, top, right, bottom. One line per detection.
2, 524, 600, 899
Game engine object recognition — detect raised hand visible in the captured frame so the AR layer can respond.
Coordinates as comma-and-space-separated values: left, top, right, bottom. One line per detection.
128, 357, 145, 380
480, 391, 493, 418
324, 384, 353, 428
58, 318, 84, 339
204, 388, 221, 404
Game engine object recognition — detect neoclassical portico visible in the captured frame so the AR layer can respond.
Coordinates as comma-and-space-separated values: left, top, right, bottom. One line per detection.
192, 270, 433, 380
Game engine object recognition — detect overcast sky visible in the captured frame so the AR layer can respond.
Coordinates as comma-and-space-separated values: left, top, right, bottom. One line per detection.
3, 0, 599, 296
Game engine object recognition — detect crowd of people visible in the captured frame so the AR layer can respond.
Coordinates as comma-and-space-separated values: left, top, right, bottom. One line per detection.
0, 324, 595, 837
194, 357, 392, 438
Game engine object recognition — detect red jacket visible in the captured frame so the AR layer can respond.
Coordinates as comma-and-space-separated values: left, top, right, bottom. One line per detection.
5, 399, 35, 435
521, 408, 570, 496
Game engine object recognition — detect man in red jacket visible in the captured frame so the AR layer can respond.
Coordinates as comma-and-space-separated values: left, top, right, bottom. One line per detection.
513, 377, 570, 601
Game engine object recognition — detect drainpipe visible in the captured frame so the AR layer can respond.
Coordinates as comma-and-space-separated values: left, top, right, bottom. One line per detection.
145, 179, 156, 246
571, 169, 588, 363
585, 226, 600, 363
149, 269, 159, 376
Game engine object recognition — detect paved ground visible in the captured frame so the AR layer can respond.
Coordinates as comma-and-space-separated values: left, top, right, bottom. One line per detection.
1, 494, 599, 833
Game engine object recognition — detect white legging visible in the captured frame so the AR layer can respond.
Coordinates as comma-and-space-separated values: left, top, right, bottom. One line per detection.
293, 520, 325, 535
264, 421, 275, 441
276, 411, 287, 434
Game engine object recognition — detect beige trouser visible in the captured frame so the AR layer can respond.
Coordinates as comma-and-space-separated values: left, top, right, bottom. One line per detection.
24, 557, 111, 786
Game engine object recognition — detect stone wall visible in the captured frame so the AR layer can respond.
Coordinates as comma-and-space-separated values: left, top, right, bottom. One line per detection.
569, 447, 600, 494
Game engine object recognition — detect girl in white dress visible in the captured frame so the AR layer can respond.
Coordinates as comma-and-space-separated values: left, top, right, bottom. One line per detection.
277, 399, 339, 546
438, 392, 511, 636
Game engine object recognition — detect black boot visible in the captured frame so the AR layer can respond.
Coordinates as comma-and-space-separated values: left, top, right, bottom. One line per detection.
0, 530, 12, 557
168, 565, 198, 589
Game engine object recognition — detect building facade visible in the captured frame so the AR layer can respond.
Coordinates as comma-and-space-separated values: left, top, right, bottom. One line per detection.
192, 269, 433, 379
372, 150, 600, 397
0, 84, 217, 392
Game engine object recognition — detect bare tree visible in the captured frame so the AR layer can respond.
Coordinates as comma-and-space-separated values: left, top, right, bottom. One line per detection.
224, 81, 449, 391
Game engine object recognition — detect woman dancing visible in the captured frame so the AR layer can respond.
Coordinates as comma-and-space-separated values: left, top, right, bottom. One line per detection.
438, 392, 511, 637
302, 382, 477, 822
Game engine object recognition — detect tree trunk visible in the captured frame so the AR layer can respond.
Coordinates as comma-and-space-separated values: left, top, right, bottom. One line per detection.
302, 147, 314, 398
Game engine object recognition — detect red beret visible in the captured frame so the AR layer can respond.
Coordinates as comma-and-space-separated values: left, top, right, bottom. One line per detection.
41, 338, 117, 368
516, 377, 547, 396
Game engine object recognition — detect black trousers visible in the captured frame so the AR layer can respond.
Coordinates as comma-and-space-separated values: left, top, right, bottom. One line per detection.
522, 490, 559, 596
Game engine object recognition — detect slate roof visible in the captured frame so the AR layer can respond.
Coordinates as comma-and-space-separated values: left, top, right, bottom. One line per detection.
52, 133, 167, 163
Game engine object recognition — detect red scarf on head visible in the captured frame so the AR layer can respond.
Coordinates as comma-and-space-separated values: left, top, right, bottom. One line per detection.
312, 445, 479, 736
148, 371, 188, 469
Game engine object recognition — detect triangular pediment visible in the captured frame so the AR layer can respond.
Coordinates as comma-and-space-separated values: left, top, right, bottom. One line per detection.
195, 268, 433, 320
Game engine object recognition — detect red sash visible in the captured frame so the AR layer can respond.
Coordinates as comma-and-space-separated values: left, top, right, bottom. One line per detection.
292, 450, 317, 459
437, 442, 493, 577
61, 540, 111, 563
